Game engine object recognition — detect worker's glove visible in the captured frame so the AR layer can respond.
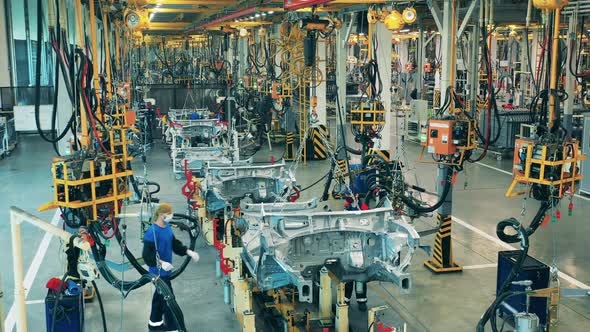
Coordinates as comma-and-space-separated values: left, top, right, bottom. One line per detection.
187, 250, 200, 263
160, 261, 174, 271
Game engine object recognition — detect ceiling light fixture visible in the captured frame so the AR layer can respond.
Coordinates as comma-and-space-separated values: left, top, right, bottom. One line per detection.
402, 7, 417, 24
255, 13, 260, 18
384, 10, 404, 31
268, 11, 274, 14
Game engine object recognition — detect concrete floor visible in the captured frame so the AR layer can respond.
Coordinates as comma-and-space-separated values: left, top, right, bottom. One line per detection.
1, 135, 590, 332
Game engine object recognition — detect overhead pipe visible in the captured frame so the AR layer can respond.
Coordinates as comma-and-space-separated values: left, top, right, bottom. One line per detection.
284, 0, 332, 10
186, 7, 283, 32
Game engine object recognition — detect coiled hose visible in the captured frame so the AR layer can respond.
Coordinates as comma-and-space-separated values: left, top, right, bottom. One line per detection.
88, 224, 188, 331
397, 166, 454, 213
113, 215, 198, 281
476, 217, 530, 332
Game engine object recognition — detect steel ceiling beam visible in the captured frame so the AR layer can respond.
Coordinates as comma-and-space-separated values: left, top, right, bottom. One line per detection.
148, 8, 219, 14
145, 0, 238, 5
146, 22, 192, 30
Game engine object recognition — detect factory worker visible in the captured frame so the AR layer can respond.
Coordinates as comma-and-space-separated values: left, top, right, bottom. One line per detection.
143, 203, 200, 331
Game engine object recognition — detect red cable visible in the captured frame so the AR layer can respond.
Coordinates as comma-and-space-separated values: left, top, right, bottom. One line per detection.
471, 33, 493, 162
81, 50, 111, 156
535, 34, 548, 86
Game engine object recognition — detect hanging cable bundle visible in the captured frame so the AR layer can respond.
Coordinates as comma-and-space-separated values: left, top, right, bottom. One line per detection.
35, 0, 79, 155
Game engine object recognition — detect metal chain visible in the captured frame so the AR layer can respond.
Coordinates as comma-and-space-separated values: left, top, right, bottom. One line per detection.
287, 126, 311, 175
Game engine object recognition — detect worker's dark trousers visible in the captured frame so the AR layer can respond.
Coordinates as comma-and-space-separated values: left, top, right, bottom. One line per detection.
344, 281, 367, 303
150, 277, 178, 328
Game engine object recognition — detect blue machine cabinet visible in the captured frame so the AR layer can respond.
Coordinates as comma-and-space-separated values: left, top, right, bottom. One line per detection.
496, 250, 550, 328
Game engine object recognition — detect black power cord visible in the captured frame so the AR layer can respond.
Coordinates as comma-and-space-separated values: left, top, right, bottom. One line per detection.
92, 280, 108, 332
477, 207, 546, 332
476, 218, 529, 332
112, 216, 198, 281
87, 225, 188, 331
397, 166, 453, 214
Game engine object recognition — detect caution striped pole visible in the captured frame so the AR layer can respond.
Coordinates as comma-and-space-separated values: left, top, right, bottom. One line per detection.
366, 149, 390, 164
284, 131, 296, 161
312, 125, 329, 160
424, 213, 463, 273
337, 159, 348, 177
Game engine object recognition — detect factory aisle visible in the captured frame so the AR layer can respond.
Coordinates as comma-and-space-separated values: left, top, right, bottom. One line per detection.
1, 136, 589, 331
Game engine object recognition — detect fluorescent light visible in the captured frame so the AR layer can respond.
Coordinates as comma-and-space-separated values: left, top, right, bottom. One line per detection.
400, 29, 410, 33
250, 16, 254, 19
261, 12, 267, 16
255, 13, 260, 18
268, 11, 274, 14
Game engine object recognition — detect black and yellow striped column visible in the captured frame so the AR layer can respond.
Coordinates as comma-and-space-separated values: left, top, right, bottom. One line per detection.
284, 131, 296, 161
312, 125, 329, 160
366, 148, 390, 164
424, 213, 463, 273
337, 159, 348, 177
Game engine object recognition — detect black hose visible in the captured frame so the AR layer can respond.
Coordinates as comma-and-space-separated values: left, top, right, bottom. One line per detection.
50, 272, 68, 332
113, 216, 198, 280
524, 27, 539, 94
89, 222, 191, 329
345, 145, 362, 155
496, 201, 550, 243
128, 172, 161, 201
92, 280, 108, 332
477, 217, 530, 332
34, 0, 71, 146
334, 84, 355, 191
398, 167, 453, 213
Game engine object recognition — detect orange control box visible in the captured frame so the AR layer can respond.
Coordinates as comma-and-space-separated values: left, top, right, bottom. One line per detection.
272, 82, 281, 99
125, 109, 136, 127
423, 120, 457, 155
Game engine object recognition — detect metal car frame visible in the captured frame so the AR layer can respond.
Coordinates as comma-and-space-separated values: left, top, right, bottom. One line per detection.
202, 161, 296, 212
239, 199, 421, 303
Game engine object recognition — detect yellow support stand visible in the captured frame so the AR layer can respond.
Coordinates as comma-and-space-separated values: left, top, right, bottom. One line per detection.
335, 282, 349, 332
319, 267, 332, 320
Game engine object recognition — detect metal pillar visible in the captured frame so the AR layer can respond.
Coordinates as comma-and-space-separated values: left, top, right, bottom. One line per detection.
518, 35, 528, 108
417, 26, 424, 99
564, 13, 577, 134
238, 37, 247, 78
398, 40, 410, 103
335, 15, 349, 162
0, 0, 11, 87
316, 38, 327, 126
56, 66, 73, 154
424, 0, 463, 274
530, 30, 540, 93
